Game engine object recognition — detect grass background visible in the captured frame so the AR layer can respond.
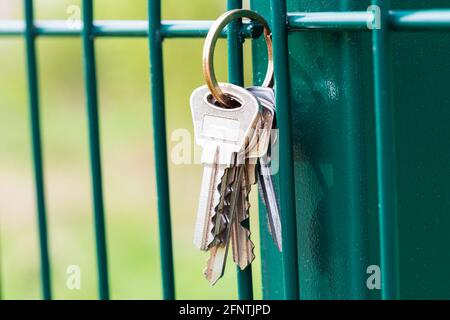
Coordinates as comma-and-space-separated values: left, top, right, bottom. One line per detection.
0, 0, 263, 299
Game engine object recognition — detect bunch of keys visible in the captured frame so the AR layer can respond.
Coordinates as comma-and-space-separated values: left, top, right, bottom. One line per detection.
190, 9, 282, 284
191, 83, 282, 284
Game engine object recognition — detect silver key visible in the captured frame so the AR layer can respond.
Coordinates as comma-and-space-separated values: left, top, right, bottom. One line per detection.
191, 83, 259, 251
247, 87, 282, 252
231, 103, 273, 269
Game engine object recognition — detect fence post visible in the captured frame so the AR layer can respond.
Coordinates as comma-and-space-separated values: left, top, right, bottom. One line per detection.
269, 0, 300, 300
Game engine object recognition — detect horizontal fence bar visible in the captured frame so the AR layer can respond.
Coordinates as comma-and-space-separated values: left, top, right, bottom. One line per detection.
288, 11, 371, 31
1, 10, 450, 37
289, 10, 450, 31
0, 20, 259, 37
390, 10, 450, 31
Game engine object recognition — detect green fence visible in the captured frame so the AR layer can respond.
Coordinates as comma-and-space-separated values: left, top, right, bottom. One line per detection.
1, 0, 450, 300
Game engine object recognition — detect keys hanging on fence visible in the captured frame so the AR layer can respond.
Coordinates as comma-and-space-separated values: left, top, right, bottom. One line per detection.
190, 9, 282, 285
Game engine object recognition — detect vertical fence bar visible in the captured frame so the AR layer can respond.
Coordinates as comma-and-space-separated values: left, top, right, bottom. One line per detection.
81, 0, 109, 300
372, 0, 400, 300
147, 0, 176, 300
24, 0, 52, 300
227, 0, 254, 300
269, 0, 300, 299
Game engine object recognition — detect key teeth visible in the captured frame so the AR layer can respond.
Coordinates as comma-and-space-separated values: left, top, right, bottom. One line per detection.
237, 222, 256, 271
208, 169, 229, 248
211, 170, 236, 245
240, 223, 256, 269
245, 184, 256, 267
235, 183, 255, 270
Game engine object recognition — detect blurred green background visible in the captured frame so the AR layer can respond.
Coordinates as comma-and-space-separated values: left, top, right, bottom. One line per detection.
0, 0, 262, 299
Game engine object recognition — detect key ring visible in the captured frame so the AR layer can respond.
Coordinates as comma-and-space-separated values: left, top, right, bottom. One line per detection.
203, 9, 274, 108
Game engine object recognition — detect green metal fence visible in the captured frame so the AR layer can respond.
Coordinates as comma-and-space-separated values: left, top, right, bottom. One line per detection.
1, 0, 450, 300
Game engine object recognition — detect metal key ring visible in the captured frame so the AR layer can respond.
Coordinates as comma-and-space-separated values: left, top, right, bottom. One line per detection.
203, 9, 273, 108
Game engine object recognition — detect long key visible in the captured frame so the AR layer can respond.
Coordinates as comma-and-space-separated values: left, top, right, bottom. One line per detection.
191, 83, 259, 250
247, 87, 282, 252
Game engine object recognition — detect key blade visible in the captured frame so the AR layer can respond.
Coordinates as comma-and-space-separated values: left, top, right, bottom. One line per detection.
194, 149, 219, 250
258, 160, 283, 252
194, 146, 228, 250
204, 244, 226, 285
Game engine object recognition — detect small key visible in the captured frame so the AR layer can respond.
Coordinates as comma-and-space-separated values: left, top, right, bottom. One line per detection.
230, 103, 274, 269
247, 87, 282, 252
191, 83, 260, 251
230, 88, 279, 270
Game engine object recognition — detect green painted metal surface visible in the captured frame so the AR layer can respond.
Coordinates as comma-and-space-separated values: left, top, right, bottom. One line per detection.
252, 0, 450, 300
392, 0, 450, 300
